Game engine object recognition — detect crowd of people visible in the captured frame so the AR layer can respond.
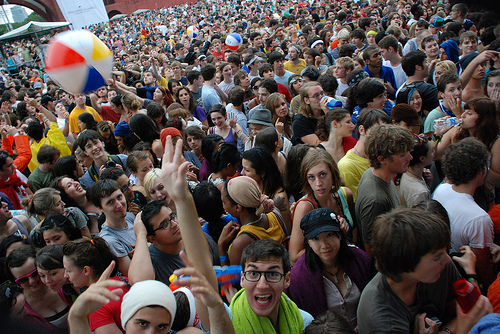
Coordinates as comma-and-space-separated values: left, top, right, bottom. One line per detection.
2, 0, 500, 332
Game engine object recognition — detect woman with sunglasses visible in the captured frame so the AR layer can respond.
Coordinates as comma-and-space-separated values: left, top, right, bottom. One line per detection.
7, 244, 70, 333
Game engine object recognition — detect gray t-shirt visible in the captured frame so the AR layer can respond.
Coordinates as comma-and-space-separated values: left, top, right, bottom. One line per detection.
355, 168, 400, 246
357, 263, 459, 334
98, 212, 136, 258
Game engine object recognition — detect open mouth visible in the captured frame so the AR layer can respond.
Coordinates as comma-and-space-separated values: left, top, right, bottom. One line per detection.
255, 294, 272, 306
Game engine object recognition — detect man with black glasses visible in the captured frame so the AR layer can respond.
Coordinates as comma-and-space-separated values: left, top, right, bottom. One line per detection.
231, 239, 313, 333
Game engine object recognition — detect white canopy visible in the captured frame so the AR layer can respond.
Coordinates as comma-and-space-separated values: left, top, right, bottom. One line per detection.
0, 21, 71, 41
130, 9, 150, 15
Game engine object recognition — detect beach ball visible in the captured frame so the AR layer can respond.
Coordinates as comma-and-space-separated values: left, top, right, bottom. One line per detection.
187, 25, 199, 39
225, 33, 242, 51
45, 30, 113, 94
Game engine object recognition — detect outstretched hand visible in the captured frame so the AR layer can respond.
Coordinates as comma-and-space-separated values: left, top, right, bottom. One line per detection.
160, 135, 191, 201
172, 251, 223, 309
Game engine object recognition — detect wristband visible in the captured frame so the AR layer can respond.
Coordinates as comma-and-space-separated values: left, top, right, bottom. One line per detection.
38, 105, 43, 111
42, 118, 49, 123
465, 274, 478, 283
441, 327, 453, 334
219, 255, 228, 262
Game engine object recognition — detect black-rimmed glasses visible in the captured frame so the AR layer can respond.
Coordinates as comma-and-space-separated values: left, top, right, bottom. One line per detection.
243, 271, 284, 283
152, 213, 178, 233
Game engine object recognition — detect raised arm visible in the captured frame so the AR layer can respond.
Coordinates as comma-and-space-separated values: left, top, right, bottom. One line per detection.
161, 136, 231, 332
128, 212, 155, 285
89, 93, 103, 114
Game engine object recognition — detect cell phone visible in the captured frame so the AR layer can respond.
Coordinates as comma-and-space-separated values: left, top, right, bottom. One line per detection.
425, 317, 442, 329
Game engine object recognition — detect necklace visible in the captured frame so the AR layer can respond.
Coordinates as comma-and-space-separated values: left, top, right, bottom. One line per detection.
353, 146, 364, 158
246, 213, 264, 226
323, 267, 341, 284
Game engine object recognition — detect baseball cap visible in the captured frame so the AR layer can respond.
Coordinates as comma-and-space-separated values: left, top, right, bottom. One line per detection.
300, 208, 341, 240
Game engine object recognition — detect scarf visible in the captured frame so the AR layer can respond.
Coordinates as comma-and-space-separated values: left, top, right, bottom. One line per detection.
0, 173, 29, 209
230, 288, 303, 334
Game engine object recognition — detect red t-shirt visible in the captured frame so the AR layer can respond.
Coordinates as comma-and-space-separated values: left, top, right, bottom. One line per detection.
89, 276, 130, 333
212, 50, 225, 61
100, 105, 121, 124
342, 136, 357, 154
278, 83, 292, 103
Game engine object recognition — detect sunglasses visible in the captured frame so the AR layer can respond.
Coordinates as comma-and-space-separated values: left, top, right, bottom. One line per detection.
15, 268, 39, 284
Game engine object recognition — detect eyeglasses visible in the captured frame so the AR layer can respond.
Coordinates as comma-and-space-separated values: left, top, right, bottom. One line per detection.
376, 91, 388, 98
15, 268, 39, 284
243, 271, 284, 283
308, 91, 324, 99
152, 213, 178, 233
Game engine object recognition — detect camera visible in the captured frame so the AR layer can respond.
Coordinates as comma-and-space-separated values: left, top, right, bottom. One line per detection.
104, 161, 116, 168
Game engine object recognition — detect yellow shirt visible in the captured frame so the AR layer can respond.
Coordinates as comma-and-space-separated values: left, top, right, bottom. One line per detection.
28, 122, 72, 172
337, 149, 370, 202
68, 106, 103, 134
284, 59, 306, 74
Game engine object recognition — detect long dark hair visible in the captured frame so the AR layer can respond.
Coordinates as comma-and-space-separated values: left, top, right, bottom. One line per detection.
63, 236, 118, 280
175, 86, 196, 112
455, 97, 499, 150
304, 229, 354, 271
129, 113, 160, 144
242, 147, 283, 197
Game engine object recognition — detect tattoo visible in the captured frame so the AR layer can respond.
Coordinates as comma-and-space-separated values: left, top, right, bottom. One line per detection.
274, 196, 288, 212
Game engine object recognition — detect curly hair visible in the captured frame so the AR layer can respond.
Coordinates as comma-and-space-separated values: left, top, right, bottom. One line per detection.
443, 137, 490, 186
365, 124, 414, 169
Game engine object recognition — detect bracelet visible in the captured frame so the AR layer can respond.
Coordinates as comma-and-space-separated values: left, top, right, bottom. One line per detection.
441, 327, 453, 334
465, 274, 479, 283
42, 118, 49, 123
38, 105, 43, 111
219, 255, 228, 262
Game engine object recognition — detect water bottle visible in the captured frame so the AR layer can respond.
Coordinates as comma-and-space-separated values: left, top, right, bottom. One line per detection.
325, 96, 343, 109
453, 279, 480, 313
434, 117, 462, 129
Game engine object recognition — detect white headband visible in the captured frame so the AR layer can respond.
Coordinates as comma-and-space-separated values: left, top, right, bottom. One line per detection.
311, 40, 324, 49
175, 287, 201, 328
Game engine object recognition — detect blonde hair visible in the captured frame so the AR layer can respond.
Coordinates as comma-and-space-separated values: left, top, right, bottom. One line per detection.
121, 93, 141, 111
144, 168, 162, 200
434, 60, 457, 74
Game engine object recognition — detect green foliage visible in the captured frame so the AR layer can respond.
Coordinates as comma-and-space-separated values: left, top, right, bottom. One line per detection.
0, 10, 45, 35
